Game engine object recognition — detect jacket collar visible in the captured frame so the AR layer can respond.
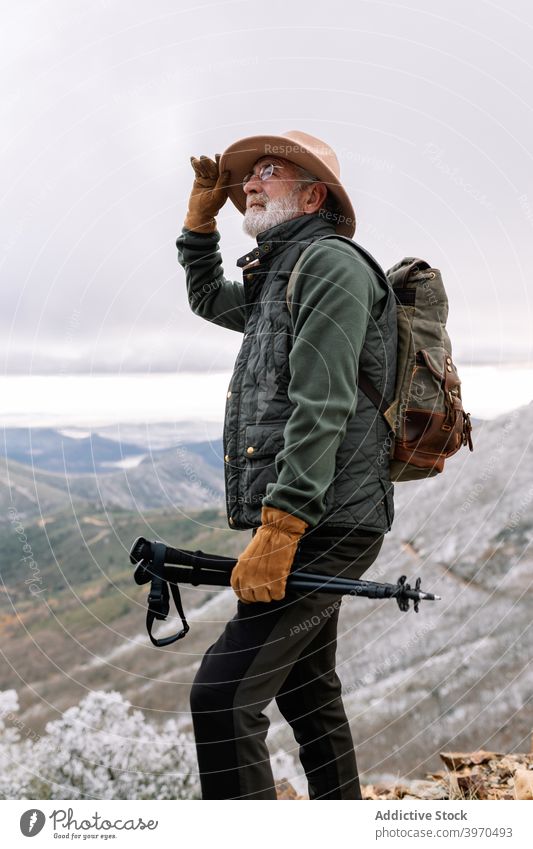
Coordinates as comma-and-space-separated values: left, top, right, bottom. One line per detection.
236, 213, 337, 268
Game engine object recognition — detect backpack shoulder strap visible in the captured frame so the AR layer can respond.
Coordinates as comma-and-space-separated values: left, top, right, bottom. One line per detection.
285, 234, 394, 425
286, 234, 390, 314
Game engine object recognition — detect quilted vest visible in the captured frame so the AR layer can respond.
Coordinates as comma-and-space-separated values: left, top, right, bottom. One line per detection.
223, 213, 397, 533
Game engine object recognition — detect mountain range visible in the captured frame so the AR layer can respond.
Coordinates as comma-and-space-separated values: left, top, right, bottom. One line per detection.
1, 405, 531, 788
0, 426, 225, 515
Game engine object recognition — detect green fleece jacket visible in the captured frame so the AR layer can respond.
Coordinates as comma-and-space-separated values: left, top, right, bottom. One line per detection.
176, 223, 386, 527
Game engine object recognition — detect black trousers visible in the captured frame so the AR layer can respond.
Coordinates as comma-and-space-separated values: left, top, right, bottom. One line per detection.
189, 527, 385, 799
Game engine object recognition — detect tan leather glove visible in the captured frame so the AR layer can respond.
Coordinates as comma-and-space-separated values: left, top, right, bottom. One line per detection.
184, 153, 231, 233
230, 506, 309, 604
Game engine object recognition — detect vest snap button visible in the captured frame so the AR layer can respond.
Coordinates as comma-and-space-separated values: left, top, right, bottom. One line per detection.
224, 454, 230, 462
227, 390, 232, 398
245, 255, 251, 262
246, 446, 255, 455
446, 365, 453, 372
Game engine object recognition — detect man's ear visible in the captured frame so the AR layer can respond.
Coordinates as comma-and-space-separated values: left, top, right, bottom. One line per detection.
303, 182, 328, 213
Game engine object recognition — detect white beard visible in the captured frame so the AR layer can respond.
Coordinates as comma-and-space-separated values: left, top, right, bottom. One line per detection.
242, 190, 303, 239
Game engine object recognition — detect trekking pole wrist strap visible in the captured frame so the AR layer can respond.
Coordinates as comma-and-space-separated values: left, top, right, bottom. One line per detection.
146, 541, 189, 647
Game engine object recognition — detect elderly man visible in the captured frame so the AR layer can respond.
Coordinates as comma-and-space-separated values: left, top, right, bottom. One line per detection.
176, 131, 397, 800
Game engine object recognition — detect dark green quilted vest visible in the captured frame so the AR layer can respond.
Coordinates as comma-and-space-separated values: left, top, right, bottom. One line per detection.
223, 213, 397, 533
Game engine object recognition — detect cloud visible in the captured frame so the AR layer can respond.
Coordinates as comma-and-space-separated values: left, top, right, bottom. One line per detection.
2, 0, 532, 373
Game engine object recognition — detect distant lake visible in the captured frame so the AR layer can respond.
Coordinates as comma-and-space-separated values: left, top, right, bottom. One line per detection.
0, 364, 531, 428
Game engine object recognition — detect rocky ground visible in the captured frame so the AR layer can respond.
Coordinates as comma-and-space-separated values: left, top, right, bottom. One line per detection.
275, 745, 533, 800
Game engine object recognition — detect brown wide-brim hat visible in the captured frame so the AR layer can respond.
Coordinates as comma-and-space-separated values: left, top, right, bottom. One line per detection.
219, 130, 356, 237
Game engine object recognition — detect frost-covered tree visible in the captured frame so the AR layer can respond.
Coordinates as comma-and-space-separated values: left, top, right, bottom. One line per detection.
0, 689, 199, 800
0, 690, 29, 798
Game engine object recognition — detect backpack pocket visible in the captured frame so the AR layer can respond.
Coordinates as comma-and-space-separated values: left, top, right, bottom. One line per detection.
392, 345, 465, 478
410, 347, 459, 408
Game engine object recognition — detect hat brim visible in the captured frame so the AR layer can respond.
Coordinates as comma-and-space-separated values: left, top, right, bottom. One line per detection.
219, 134, 356, 237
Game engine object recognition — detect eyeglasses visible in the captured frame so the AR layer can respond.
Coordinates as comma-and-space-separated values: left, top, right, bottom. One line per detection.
242, 162, 284, 190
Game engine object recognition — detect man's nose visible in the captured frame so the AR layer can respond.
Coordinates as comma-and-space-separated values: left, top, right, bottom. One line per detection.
243, 173, 262, 194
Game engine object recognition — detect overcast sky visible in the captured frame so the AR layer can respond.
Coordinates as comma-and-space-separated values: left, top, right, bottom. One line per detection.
2, 0, 533, 375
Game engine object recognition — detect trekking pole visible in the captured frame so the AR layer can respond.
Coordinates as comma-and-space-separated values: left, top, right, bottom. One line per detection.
130, 536, 441, 647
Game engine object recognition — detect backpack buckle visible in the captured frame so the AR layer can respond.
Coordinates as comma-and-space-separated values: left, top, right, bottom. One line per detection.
462, 411, 474, 451
441, 390, 459, 432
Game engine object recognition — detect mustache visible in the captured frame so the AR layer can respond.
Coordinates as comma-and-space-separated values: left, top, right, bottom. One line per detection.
246, 192, 269, 209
